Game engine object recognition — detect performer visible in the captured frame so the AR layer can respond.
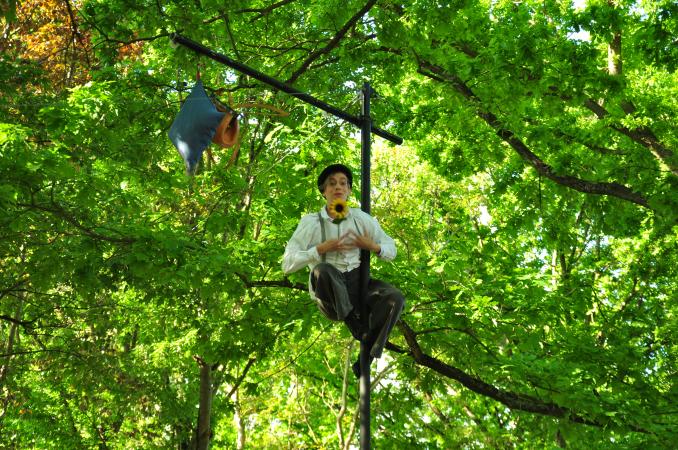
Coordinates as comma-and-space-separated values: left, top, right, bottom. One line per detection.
282, 164, 405, 376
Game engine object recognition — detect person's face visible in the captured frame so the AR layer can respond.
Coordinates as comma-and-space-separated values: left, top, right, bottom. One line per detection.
322, 172, 351, 205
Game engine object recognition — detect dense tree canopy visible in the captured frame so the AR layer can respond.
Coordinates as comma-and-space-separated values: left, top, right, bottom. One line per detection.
1, 0, 676, 448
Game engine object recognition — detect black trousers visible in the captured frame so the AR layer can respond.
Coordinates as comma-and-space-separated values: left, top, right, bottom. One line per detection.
310, 263, 404, 358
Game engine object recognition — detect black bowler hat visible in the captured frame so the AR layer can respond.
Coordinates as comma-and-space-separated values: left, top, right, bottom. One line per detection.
317, 164, 353, 192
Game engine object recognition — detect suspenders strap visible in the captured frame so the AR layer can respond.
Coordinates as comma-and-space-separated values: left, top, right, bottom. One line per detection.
318, 212, 326, 263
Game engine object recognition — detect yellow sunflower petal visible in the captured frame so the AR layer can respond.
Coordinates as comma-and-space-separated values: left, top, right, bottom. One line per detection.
329, 198, 348, 219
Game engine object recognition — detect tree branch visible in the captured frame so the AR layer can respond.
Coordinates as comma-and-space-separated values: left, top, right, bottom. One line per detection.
583, 99, 677, 176
395, 319, 648, 432
285, 0, 378, 84
0, 277, 29, 302
417, 60, 650, 208
0, 348, 84, 359
236, 273, 307, 291
429, 32, 676, 176
0, 314, 34, 326
224, 357, 257, 400
17, 201, 136, 244
238, 0, 297, 21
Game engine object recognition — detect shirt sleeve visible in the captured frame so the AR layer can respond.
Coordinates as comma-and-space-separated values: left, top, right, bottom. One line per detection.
361, 212, 397, 261
282, 215, 322, 274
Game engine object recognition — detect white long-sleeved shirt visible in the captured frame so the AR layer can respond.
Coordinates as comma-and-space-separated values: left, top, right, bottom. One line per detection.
282, 207, 396, 275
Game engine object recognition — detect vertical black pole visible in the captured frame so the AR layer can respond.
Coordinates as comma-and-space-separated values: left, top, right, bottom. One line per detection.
359, 82, 372, 450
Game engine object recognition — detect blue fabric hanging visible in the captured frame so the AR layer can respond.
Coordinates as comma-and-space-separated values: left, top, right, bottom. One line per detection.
168, 80, 225, 175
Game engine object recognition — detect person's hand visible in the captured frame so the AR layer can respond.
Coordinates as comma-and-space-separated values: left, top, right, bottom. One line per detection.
343, 230, 381, 254
316, 238, 353, 255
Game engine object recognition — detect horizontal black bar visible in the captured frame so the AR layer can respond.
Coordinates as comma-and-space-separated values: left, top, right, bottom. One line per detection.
170, 33, 403, 145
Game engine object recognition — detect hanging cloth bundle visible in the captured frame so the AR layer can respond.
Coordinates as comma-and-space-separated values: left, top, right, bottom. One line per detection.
168, 78, 241, 175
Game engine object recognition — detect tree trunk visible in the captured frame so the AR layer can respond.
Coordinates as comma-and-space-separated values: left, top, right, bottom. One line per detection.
607, 32, 622, 76
195, 357, 212, 450
233, 388, 246, 450
336, 341, 354, 448
0, 295, 24, 425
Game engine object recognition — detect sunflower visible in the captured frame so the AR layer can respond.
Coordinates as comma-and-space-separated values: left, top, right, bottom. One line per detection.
328, 198, 349, 222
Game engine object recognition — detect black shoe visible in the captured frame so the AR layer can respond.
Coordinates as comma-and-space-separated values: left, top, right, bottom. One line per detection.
344, 310, 368, 341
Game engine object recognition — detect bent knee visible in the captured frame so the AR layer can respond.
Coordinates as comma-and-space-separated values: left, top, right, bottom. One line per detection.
380, 288, 405, 309
312, 263, 333, 279
391, 292, 405, 309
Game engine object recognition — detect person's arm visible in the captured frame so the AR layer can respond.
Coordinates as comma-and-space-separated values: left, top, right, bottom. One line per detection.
349, 213, 396, 261
282, 216, 322, 274
370, 217, 396, 261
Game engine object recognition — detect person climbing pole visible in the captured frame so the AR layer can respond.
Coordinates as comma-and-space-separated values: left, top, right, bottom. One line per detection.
282, 164, 405, 377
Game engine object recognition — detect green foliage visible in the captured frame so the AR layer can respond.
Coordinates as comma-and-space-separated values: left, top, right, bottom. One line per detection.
1, 0, 676, 448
